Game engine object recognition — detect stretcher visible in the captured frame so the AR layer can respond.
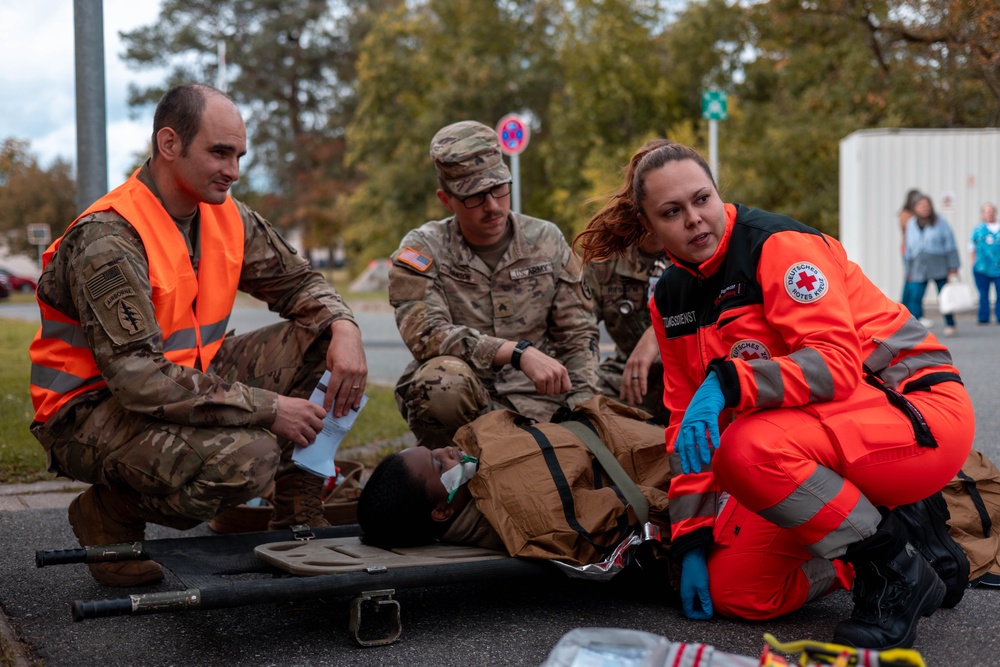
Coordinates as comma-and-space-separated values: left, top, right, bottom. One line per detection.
35, 524, 551, 646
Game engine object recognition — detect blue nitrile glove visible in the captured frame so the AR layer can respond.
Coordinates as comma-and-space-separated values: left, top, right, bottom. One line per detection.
676, 371, 725, 474
680, 548, 713, 620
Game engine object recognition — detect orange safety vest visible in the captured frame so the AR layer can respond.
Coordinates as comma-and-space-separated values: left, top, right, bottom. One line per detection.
29, 171, 245, 423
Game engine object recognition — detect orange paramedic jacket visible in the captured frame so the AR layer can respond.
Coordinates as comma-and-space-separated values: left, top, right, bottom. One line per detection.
650, 203, 960, 558
30, 170, 245, 423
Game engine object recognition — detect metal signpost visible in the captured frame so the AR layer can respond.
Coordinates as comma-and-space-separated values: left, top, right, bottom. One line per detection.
701, 90, 728, 179
27, 223, 52, 269
496, 114, 530, 214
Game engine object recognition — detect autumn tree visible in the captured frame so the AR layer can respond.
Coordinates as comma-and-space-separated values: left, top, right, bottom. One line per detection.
115, 0, 999, 265
344, 0, 566, 260
119, 0, 393, 249
716, 0, 999, 234
345, 0, 716, 260
0, 139, 77, 256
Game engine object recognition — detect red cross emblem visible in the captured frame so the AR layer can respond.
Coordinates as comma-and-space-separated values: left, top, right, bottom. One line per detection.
784, 262, 828, 303
731, 340, 771, 361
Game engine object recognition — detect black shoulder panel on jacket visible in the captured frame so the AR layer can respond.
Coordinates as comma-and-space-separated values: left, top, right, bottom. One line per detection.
652, 204, 827, 339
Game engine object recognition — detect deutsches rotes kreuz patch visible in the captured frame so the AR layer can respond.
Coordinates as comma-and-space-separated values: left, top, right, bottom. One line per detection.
730, 339, 772, 361
784, 262, 828, 303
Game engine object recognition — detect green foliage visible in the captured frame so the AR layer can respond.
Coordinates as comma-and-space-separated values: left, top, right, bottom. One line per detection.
338, 381, 408, 451
542, 0, 680, 231
0, 139, 77, 255
345, 0, 563, 261
0, 317, 408, 484
119, 0, 386, 242
108, 0, 1000, 257
345, 0, 712, 260
0, 319, 50, 484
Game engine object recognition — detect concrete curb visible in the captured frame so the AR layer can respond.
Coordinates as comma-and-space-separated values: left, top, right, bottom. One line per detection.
0, 611, 34, 667
0, 480, 88, 513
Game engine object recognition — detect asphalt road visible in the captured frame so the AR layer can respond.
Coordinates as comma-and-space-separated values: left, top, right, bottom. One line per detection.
3, 309, 1000, 665
0, 299, 414, 386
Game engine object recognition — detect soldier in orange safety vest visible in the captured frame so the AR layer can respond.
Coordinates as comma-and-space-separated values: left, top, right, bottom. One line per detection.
575, 139, 974, 651
29, 84, 368, 588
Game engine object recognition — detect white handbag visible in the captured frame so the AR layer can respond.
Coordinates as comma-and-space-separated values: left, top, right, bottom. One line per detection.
938, 277, 977, 315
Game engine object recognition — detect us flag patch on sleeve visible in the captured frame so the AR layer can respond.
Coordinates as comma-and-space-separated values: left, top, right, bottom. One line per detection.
86, 264, 128, 299
397, 247, 433, 272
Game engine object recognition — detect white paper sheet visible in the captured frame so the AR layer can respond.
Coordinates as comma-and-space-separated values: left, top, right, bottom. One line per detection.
291, 370, 368, 478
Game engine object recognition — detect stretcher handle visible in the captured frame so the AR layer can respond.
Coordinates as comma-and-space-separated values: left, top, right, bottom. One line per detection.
72, 598, 133, 621
73, 589, 202, 622
36, 542, 145, 567
35, 547, 87, 568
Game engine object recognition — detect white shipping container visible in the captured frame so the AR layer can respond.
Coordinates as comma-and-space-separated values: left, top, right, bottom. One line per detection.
839, 128, 1000, 310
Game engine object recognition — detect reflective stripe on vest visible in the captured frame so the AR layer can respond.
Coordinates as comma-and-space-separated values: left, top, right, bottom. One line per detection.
29, 170, 244, 422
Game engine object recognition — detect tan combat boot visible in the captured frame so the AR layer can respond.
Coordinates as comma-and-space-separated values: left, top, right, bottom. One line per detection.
267, 469, 331, 531
68, 485, 164, 587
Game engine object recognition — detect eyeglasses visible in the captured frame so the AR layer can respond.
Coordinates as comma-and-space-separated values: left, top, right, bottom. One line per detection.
451, 182, 512, 209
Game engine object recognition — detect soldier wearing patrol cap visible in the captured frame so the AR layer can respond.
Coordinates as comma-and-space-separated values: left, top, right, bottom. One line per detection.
389, 120, 600, 449
29, 84, 368, 587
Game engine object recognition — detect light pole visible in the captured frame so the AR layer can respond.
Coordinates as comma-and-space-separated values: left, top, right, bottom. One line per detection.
73, 0, 109, 212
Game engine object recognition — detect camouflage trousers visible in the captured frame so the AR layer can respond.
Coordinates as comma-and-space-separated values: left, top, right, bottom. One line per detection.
36, 321, 330, 529
395, 355, 569, 449
597, 357, 669, 418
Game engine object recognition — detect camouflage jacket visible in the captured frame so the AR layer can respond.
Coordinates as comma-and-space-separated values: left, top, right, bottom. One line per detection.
585, 246, 668, 363
34, 163, 355, 434
389, 212, 599, 405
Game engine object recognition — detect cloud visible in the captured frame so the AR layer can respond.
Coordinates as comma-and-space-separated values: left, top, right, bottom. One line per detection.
0, 0, 164, 186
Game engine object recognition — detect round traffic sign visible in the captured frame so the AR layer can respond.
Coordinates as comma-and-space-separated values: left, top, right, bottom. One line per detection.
496, 114, 530, 156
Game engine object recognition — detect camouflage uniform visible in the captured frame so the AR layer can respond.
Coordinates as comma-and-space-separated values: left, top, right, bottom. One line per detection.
31, 163, 356, 529
585, 245, 670, 417
390, 121, 599, 449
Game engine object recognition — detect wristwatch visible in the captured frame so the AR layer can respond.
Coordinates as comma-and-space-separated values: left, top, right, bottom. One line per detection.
510, 339, 534, 371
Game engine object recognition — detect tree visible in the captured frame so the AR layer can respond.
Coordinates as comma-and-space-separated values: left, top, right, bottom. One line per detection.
344, 0, 719, 259
344, 0, 565, 260
541, 0, 676, 231
700, 0, 999, 235
0, 139, 77, 256
119, 0, 386, 246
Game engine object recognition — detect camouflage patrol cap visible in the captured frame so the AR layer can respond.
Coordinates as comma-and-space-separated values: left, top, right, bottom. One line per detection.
430, 121, 512, 197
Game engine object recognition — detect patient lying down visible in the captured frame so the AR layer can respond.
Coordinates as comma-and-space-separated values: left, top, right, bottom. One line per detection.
357, 396, 673, 569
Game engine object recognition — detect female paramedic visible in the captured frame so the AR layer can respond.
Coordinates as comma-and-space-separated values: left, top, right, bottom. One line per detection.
574, 141, 974, 650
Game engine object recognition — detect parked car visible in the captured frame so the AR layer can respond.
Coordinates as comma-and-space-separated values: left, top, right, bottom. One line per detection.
0, 268, 37, 293
0, 275, 10, 299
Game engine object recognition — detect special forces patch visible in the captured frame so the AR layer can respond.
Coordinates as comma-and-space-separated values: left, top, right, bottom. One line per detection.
86, 260, 155, 345
784, 262, 828, 303
730, 339, 772, 361
117, 300, 146, 335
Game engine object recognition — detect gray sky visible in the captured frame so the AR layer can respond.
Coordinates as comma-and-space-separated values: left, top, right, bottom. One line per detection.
0, 0, 164, 186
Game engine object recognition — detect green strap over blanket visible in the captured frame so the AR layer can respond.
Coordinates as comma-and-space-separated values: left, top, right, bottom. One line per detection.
559, 419, 650, 525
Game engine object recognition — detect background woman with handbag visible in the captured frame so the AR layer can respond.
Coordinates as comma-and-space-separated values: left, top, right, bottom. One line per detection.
903, 194, 961, 336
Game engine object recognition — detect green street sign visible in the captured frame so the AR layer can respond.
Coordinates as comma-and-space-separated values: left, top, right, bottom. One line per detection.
701, 90, 728, 121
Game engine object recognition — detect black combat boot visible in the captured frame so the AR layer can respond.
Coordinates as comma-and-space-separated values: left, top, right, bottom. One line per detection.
833, 510, 945, 649
893, 492, 969, 608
